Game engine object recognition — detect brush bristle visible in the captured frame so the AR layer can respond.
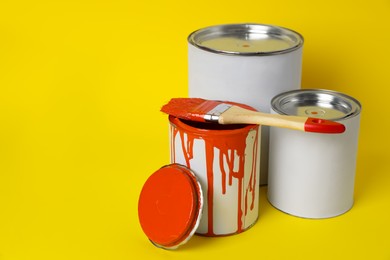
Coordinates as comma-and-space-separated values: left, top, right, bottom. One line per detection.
161, 98, 221, 122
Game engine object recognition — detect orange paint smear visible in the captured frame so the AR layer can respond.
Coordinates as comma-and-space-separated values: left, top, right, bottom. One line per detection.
162, 98, 224, 123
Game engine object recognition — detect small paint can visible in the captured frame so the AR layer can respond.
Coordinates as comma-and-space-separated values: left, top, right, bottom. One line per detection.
268, 89, 361, 218
169, 102, 261, 236
188, 23, 304, 185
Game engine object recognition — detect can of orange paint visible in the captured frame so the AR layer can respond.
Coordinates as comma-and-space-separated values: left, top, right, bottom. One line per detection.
138, 102, 261, 249
268, 89, 361, 218
169, 104, 261, 236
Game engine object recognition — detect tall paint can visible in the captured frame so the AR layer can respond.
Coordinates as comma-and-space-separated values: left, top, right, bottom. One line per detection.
268, 89, 361, 218
169, 103, 261, 236
188, 23, 304, 185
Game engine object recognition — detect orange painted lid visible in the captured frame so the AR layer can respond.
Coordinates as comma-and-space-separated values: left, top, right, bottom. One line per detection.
138, 164, 203, 249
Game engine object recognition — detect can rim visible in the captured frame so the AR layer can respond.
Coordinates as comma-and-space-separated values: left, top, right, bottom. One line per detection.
188, 23, 304, 56
169, 115, 258, 137
271, 89, 362, 121
168, 101, 259, 136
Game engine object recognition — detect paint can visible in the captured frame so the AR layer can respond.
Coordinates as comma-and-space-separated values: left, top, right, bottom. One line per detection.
188, 23, 304, 185
169, 102, 261, 236
268, 89, 361, 218
138, 102, 260, 249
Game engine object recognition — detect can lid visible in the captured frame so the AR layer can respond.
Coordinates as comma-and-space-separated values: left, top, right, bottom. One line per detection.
138, 164, 203, 249
271, 89, 361, 121
188, 23, 303, 56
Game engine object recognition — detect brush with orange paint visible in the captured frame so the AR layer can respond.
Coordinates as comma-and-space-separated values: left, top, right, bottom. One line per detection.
161, 98, 346, 134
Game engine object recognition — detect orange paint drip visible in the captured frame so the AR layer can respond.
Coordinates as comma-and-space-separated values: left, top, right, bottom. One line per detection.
247, 129, 259, 213
205, 142, 215, 235
170, 125, 178, 163
179, 130, 195, 167
169, 113, 259, 236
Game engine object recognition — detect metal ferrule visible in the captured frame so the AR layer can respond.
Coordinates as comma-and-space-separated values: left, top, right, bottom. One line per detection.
204, 103, 232, 122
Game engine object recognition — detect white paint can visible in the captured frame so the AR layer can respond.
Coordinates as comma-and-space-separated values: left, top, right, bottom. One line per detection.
188, 23, 304, 184
268, 89, 361, 218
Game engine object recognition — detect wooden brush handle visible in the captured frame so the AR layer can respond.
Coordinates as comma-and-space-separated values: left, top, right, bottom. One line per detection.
219, 106, 345, 134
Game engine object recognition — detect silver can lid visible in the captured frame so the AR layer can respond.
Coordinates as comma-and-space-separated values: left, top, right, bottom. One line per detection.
271, 89, 361, 121
188, 23, 304, 56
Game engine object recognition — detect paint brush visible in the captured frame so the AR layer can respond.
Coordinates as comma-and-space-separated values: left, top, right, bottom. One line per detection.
161, 98, 345, 134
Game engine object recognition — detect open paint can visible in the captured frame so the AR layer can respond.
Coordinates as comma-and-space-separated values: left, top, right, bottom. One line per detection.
267, 89, 361, 218
169, 102, 261, 236
188, 23, 304, 184
138, 102, 261, 249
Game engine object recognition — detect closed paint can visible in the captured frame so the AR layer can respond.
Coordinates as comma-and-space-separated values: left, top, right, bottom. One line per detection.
268, 89, 361, 218
188, 23, 304, 185
169, 103, 261, 236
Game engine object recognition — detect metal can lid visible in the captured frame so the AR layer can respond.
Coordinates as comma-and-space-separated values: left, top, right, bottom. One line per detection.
138, 164, 203, 249
271, 89, 361, 121
188, 23, 303, 56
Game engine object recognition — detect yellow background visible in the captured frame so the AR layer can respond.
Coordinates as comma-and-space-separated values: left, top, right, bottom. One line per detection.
0, 0, 389, 259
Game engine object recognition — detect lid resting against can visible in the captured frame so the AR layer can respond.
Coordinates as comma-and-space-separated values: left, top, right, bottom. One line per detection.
138, 164, 203, 249
188, 23, 304, 56
271, 89, 361, 121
